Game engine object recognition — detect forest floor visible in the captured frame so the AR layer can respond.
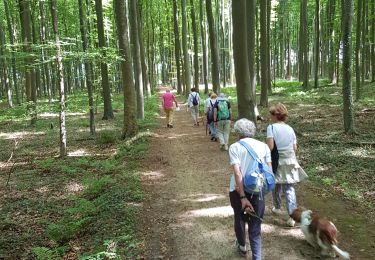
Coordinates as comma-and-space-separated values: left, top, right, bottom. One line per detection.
139, 86, 375, 260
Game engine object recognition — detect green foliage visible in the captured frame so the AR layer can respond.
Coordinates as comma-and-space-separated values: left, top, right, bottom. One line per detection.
83, 176, 115, 200
97, 130, 118, 145
32, 247, 61, 260
47, 217, 91, 244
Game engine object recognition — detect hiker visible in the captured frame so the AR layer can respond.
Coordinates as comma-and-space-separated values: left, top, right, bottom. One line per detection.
214, 93, 232, 150
229, 118, 271, 259
266, 103, 307, 227
205, 92, 217, 141
187, 88, 200, 126
161, 88, 179, 128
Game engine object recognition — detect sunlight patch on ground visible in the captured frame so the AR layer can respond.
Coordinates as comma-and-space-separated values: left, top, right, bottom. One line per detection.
0, 161, 28, 169
36, 186, 49, 193
343, 147, 374, 159
186, 206, 233, 218
68, 149, 91, 157
39, 112, 87, 118
141, 170, 165, 180
261, 223, 304, 241
125, 202, 142, 207
183, 193, 226, 203
66, 182, 84, 194
0, 131, 46, 140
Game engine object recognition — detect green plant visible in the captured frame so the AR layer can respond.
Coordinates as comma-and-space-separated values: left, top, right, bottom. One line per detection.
32, 247, 61, 260
97, 130, 117, 145
83, 176, 115, 199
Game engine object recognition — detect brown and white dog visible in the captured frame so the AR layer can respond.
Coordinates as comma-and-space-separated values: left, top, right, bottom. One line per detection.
290, 208, 350, 259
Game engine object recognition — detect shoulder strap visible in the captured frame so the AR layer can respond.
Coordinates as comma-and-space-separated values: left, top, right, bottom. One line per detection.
238, 140, 259, 160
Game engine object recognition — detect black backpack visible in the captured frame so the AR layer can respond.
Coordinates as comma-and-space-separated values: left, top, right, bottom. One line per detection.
192, 93, 199, 106
207, 100, 215, 123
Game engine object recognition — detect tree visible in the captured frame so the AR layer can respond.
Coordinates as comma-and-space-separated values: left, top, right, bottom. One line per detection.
130, 0, 145, 119
50, 0, 67, 157
299, 0, 309, 90
232, 0, 256, 122
355, 0, 362, 100
190, 0, 199, 90
200, 0, 209, 94
181, 0, 191, 95
78, 0, 95, 135
173, 0, 182, 94
314, 0, 320, 89
342, 0, 355, 134
259, 0, 269, 106
206, 0, 220, 94
94, 0, 114, 120
113, 0, 138, 138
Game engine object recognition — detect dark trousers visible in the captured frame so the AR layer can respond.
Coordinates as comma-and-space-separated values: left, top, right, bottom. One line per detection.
229, 191, 265, 260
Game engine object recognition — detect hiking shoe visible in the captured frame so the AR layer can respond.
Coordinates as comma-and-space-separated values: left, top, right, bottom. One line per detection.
235, 240, 247, 257
287, 217, 296, 227
211, 136, 215, 141
272, 207, 282, 215
169, 124, 173, 128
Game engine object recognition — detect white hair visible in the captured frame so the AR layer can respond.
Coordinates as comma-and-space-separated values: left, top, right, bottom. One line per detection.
234, 118, 256, 138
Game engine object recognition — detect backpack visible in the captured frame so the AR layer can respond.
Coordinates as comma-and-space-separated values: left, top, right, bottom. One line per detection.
270, 125, 279, 174
192, 93, 199, 106
217, 100, 230, 120
207, 100, 214, 122
238, 140, 276, 196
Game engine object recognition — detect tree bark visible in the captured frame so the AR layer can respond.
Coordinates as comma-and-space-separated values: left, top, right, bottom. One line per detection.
138, 3, 151, 97
206, 0, 220, 94
78, 0, 95, 135
94, 0, 114, 120
342, 0, 355, 134
190, 0, 199, 90
300, 0, 309, 90
233, 0, 256, 121
200, 0, 209, 93
114, 0, 138, 138
173, 0, 182, 94
314, 0, 320, 89
355, 0, 362, 100
181, 0, 191, 95
259, 0, 268, 106
50, 0, 67, 157
130, 0, 145, 119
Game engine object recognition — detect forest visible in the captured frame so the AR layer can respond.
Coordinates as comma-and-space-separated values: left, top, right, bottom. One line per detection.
0, 0, 374, 259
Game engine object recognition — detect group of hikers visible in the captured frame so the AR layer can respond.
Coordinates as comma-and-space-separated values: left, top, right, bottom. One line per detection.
161, 88, 307, 259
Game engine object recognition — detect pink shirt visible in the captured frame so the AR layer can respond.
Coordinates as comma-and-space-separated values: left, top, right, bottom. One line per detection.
162, 92, 176, 109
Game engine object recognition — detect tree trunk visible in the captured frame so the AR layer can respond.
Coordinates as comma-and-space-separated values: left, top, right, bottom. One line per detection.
50, 0, 67, 157
114, 0, 138, 138
19, 0, 37, 125
130, 0, 145, 119
190, 0, 199, 90
300, 0, 309, 90
3, 0, 19, 105
259, 0, 268, 106
200, 0, 208, 93
355, 0, 362, 100
233, 0, 256, 121
342, 0, 355, 134
138, 3, 151, 97
0, 25, 12, 108
372, 0, 375, 82
94, 0, 114, 120
181, 0, 191, 95
206, 0, 220, 94
78, 0, 95, 135
314, 0, 320, 89
173, 0, 182, 94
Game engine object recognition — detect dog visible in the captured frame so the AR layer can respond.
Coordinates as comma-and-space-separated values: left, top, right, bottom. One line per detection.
290, 207, 350, 259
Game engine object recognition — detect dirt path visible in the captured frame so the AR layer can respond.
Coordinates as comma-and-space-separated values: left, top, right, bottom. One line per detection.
139, 88, 374, 259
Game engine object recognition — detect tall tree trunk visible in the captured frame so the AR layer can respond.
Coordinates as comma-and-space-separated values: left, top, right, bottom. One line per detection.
173, 0, 182, 94
19, 0, 37, 125
138, 3, 151, 97
206, 0, 220, 94
372, 0, 375, 82
328, 0, 337, 83
78, 0, 95, 135
314, 0, 320, 89
355, 0, 362, 100
300, 0, 309, 90
233, 0, 256, 121
130, 0, 145, 119
0, 26, 12, 108
94, 0, 114, 120
50, 0, 67, 157
190, 0, 199, 90
200, 0, 208, 93
114, 0, 138, 138
181, 0, 191, 95
259, 0, 268, 106
3, 0, 19, 105
342, 0, 355, 134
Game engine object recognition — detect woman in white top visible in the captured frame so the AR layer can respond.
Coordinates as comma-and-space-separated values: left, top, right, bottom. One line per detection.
187, 88, 200, 126
266, 103, 307, 227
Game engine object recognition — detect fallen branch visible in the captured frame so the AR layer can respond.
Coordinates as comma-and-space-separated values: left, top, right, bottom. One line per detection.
6, 139, 18, 187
